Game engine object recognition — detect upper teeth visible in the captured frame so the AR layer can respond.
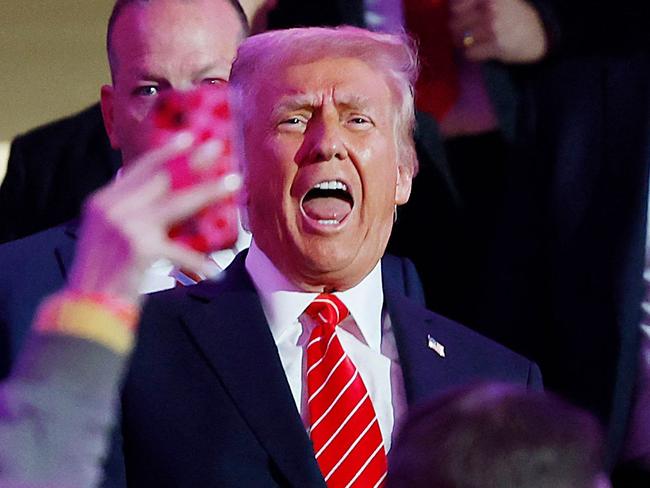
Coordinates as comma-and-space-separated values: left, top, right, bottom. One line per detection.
313, 181, 347, 191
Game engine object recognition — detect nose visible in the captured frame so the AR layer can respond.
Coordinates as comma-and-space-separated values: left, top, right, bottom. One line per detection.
300, 113, 348, 164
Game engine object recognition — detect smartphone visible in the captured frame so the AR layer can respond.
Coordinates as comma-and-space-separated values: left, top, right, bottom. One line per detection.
150, 85, 240, 253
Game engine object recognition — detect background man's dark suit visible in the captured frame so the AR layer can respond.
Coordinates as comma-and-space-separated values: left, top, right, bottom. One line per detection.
0, 222, 78, 378
0, 104, 120, 244
120, 253, 542, 487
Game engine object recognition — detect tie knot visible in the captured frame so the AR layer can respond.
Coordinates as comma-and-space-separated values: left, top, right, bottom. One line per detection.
304, 293, 349, 329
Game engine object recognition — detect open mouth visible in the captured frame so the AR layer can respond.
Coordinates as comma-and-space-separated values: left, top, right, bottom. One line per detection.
301, 180, 354, 225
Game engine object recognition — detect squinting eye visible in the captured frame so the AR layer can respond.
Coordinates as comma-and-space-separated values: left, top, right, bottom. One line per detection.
202, 78, 227, 87
283, 117, 303, 125
134, 86, 159, 97
349, 117, 370, 124
278, 116, 309, 129
346, 116, 374, 130
278, 116, 308, 132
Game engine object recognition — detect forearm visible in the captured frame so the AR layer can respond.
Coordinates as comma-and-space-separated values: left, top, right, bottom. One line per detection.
0, 293, 138, 488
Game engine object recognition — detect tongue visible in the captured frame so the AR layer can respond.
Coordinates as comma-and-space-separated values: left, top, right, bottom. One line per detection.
302, 197, 352, 222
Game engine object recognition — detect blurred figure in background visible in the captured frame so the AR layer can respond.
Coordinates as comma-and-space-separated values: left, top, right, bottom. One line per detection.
477, 3, 650, 484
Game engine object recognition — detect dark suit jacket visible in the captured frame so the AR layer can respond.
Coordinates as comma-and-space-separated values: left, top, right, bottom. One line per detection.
0, 104, 120, 244
120, 254, 541, 486
0, 221, 78, 378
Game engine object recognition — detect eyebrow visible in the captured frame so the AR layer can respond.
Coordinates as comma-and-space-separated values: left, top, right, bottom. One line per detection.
192, 60, 231, 79
133, 60, 231, 83
133, 72, 168, 83
271, 94, 320, 118
334, 94, 373, 110
271, 93, 374, 118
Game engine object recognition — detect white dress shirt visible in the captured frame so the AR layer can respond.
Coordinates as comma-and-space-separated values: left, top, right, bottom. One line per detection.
245, 241, 407, 450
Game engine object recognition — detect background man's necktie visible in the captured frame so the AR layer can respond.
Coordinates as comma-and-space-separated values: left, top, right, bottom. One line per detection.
304, 294, 388, 488
404, 0, 459, 121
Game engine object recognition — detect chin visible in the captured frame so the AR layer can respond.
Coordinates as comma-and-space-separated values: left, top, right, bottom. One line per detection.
298, 245, 377, 289
301, 253, 350, 277
301, 236, 356, 265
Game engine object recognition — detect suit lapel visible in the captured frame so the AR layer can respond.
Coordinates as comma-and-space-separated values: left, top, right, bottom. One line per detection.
181, 257, 325, 487
53, 220, 79, 282
383, 288, 450, 406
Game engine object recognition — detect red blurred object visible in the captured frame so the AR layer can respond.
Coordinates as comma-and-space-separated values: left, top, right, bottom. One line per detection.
404, 0, 459, 121
151, 85, 239, 253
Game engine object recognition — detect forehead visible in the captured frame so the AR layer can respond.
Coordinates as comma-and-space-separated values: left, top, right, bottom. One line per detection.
260, 57, 394, 111
111, 0, 242, 75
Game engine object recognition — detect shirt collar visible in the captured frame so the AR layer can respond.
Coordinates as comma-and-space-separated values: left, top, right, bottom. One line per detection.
245, 240, 384, 352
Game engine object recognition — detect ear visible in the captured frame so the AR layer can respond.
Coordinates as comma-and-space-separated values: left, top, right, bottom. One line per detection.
394, 163, 413, 206
100, 84, 120, 149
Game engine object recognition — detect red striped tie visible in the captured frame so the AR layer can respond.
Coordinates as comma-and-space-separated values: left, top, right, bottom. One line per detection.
305, 293, 387, 488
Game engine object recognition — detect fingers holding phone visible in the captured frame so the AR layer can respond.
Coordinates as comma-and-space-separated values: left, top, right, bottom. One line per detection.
69, 85, 242, 303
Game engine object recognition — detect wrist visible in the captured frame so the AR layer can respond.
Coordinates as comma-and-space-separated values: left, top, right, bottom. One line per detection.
34, 289, 141, 354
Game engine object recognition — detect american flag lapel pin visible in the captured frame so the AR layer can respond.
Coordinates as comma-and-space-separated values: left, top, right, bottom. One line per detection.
427, 334, 446, 358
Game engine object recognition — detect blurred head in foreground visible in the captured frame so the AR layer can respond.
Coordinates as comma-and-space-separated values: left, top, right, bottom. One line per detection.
389, 383, 611, 488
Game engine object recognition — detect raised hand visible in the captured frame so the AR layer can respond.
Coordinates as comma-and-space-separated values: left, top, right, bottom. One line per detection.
449, 0, 548, 63
67, 133, 241, 304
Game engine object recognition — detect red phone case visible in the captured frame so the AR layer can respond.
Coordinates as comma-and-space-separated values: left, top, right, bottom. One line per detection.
151, 85, 239, 253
